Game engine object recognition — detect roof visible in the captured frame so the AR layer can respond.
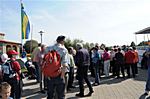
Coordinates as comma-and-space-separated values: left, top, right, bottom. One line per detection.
135, 27, 150, 34
0, 40, 21, 45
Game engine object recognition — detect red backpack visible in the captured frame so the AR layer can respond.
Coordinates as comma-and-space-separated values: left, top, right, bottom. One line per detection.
42, 50, 61, 77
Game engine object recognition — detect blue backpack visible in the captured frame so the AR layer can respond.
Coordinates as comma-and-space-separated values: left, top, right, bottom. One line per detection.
2, 60, 16, 81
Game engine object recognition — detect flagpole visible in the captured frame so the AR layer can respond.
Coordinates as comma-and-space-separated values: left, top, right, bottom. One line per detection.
30, 24, 33, 53
20, 0, 23, 52
20, 0, 30, 54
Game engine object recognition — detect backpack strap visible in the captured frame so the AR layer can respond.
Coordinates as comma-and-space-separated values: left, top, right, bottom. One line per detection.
7, 60, 16, 74
7, 60, 14, 70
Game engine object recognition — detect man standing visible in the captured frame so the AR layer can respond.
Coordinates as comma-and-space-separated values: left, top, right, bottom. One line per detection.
145, 48, 150, 95
75, 43, 94, 97
115, 48, 125, 78
125, 47, 136, 78
38, 44, 47, 93
46, 35, 68, 99
31, 43, 41, 83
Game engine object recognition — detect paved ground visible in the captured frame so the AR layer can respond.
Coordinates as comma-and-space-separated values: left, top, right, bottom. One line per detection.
21, 68, 150, 99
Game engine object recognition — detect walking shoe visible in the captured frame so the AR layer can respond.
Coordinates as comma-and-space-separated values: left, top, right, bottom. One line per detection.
36, 80, 40, 83
117, 76, 121, 79
40, 90, 46, 94
44, 87, 47, 90
93, 83, 99, 86
67, 88, 71, 92
86, 91, 94, 96
144, 91, 149, 95
75, 93, 84, 97
70, 85, 76, 88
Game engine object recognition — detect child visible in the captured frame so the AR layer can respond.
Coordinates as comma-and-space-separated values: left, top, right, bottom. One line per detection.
0, 82, 13, 99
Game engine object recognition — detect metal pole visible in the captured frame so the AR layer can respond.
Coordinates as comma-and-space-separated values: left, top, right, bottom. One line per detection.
39, 31, 44, 44
135, 34, 137, 46
20, 0, 23, 53
30, 24, 33, 53
41, 33, 42, 44
38, 30, 44, 93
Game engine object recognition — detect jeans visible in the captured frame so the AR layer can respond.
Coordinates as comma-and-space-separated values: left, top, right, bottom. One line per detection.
146, 66, 150, 91
93, 63, 100, 84
47, 75, 65, 99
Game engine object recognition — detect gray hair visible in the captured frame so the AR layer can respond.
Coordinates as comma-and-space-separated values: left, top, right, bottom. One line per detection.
76, 43, 83, 49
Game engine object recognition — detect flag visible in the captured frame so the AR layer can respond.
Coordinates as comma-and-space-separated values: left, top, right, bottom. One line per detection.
21, 3, 30, 39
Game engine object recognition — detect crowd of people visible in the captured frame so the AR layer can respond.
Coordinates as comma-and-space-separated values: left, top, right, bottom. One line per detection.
0, 35, 150, 99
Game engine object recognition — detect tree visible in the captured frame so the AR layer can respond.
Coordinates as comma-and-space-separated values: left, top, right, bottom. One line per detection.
24, 40, 38, 53
130, 41, 136, 47
100, 43, 106, 49
72, 39, 84, 49
90, 43, 94, 48
64, 38, 72, 49
83, 42, 90, 50
64, 38, 85, 50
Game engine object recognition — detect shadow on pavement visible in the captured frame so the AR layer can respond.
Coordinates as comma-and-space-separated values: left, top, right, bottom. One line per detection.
22, 68, 147, 98
99, 77, 125, 85
66, 96, 84, 99
23, 81, 38, 87
22, 89, 47, 99
67, 88, 80, 94
25, 92, 46, 99
133, 69, 147, 82
22, 87, 40, 97
67, 69, 144, 94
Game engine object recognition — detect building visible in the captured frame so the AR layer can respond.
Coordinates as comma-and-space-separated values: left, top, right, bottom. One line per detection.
135, 27, 150, 45
0, 33, 21, 54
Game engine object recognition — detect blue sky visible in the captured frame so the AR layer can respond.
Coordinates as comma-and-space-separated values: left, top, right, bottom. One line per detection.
0, 0, 150, 46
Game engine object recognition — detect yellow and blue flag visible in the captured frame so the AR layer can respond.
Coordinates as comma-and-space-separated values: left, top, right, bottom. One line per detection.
21, 3, 30, 39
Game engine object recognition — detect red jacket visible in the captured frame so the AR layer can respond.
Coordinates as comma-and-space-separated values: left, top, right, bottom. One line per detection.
125, 51, 135, 64
133, 50, 139, 63
11, 58, 21, 80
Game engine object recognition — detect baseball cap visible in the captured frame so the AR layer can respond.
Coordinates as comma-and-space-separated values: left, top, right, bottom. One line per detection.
7, 50, 19, 55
